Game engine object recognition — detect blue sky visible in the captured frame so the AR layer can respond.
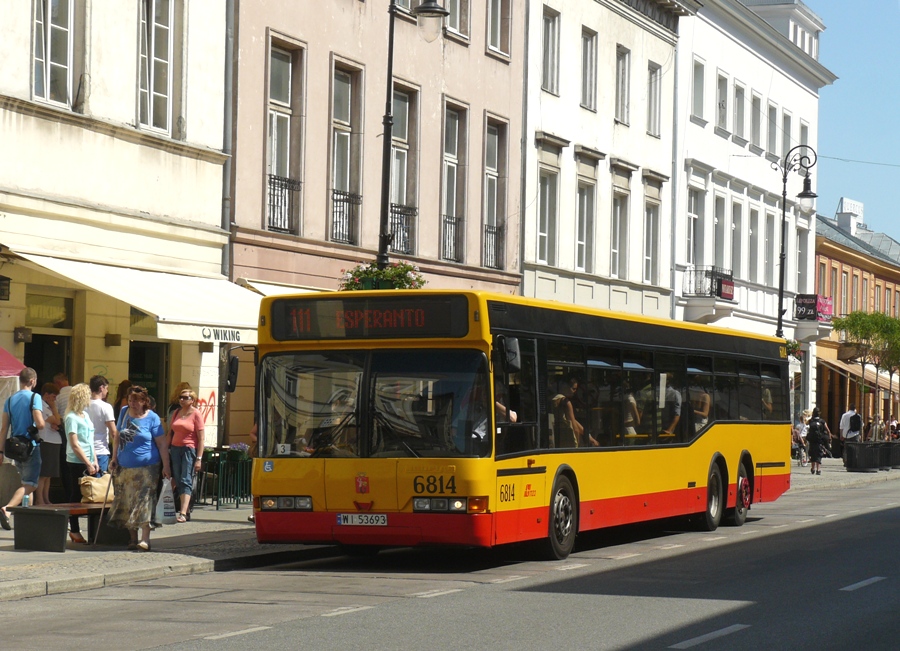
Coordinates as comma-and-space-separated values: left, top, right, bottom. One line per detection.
813, 1, 900, 238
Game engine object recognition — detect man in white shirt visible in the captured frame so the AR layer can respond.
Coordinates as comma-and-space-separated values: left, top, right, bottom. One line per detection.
839, 403, 861, 463
54, 372, 71, 417
87, 375, 118, 475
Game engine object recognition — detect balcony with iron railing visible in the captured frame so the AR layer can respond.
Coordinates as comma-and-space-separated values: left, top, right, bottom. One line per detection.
441, 215, 463, 262
267, 174, 302, 233
483, 224, 504, 269
332, 189, 362, 244
682, 266, 734, 324
389, 203, 417, 254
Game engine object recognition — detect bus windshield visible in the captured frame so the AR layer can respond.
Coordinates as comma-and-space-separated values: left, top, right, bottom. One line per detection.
259, 349, 491, 458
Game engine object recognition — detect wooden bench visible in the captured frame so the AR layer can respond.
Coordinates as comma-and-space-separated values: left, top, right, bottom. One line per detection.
8, 502, 129, 552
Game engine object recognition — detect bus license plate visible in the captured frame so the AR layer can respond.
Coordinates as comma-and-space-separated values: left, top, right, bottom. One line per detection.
337, 513, 387, 526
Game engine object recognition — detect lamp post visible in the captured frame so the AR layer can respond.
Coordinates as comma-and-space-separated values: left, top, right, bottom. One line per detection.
774, 144, 818, 338
376, 0, 449, 270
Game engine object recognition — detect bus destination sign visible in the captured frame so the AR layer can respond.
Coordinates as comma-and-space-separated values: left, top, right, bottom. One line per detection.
271, 295, 470, 340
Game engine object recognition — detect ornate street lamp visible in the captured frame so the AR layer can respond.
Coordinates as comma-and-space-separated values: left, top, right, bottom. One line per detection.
377, 0, 449, 269
774, 144, 818, 338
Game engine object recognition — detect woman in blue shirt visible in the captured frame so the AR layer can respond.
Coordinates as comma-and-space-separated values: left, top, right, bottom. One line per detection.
64, 383, 98, 543
108, 386, 171, 551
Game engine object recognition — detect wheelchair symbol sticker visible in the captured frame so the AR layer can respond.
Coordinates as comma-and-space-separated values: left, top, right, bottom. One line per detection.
264, 460, 274, 472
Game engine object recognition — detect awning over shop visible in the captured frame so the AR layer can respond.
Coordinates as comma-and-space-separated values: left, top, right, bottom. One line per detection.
237, 278, 324, 297
17, 254, 261, 344
819, 358, 900, 394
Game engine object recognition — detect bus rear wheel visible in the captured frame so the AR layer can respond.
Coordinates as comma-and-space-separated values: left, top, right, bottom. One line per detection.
545, 475, 577, 560
697, 465, 723, 532
727, 463, 751, 527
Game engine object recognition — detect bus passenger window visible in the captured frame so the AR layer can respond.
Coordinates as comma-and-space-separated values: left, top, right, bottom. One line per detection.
688, 375, 713, 435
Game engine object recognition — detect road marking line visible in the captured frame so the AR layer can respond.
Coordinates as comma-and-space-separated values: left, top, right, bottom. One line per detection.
824, 513, 838, 518
407, 589, 464, 598
556, 563, 588, 570
769, 525, 788, 529
656, 544, 684, 550
610, 553, 641, 560
322, 605, 375, 617
840, 577, 886, 592
796, 518, 814, 523
204, 627, 271, 640
738, 530, 758, 535
701, 536, 725, 541
491, 575, 525, 584
669, 624, 751, 649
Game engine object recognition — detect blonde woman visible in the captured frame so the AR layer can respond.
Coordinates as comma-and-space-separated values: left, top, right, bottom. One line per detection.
65, 383, 98, 544
169, 388, 204, 522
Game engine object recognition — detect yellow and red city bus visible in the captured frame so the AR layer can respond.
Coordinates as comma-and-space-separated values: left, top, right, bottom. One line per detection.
250, 290, 791, 559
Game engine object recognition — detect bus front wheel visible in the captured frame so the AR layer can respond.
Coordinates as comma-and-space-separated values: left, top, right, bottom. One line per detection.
545, 475, 577, 560
698, 465, 723, 532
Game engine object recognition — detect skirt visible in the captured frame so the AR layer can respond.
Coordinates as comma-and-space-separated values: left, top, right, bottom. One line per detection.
39, 441, 61, 478
107, 463, 162, 530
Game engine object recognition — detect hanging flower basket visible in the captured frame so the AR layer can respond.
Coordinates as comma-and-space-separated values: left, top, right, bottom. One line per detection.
338, 261, 426, 291
227, 442, 250, 462
785, 339, 803, 362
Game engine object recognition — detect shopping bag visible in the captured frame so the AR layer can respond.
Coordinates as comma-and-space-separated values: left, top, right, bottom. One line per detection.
80, 472, 115, 504
155, 480, 177, 525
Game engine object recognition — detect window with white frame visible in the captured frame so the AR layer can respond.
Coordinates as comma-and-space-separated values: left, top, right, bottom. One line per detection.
797, 227, 808, 293
331, 67, 361, 244
391, 90, 414, 208
611, 193, 628, 278
266, 45, 303, 233
446, 0, 468, 36
484, 119, 507, 269
862, 276, 868, 311
576, 182, 595, 273
442, 104, 467, 261
731, 202, 743, 279
765, 212, 775, 286
332, 70, 353, 194
751, 94, 762, 148
647, 63, 661, 136
687, 188, 703, 266
487, 0, 511, 55
749, 208, 759, 282
767, 103, 778, 156
733, 84, 745, 140
830, 267, 837, 303
542, 8, 559, 94
538, 169, 558, 266
876, 284, 882, 313
33, 0, 73, 106
841, 271, 848, 315
139, 0, 174, 132
714, 195, 727, 270
800, 121, 809, 146
782, 112, 792, 161
887, 288, 893, 315
643, 201, 659, 284
581, 29, 597, 110
818, 262, 826, 296
615, 46, 630, 124
716, 74, 728, 130
691, 59, 705, 119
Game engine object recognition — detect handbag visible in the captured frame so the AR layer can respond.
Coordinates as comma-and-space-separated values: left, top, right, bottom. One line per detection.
80, 472, 115, 504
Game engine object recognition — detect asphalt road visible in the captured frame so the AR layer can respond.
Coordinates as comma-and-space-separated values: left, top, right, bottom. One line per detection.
6, 479, 900, 650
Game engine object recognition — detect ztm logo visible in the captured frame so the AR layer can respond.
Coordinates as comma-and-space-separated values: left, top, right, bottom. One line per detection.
523, 484, 537, 498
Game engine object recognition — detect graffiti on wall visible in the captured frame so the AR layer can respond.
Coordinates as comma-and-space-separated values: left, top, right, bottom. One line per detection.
196, 391, 217, 424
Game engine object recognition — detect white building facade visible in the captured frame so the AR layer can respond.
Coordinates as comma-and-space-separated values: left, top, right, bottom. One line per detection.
0, 0, 260, 442
521, 0, 700, 316
672, 0, 835, 412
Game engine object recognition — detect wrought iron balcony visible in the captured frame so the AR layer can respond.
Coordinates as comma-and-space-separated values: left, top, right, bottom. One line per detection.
332, 190, 362, 244
267, 174, 302, 233
483, 224, 504, 269
683, 266, 733, 299
389, 203, 417, 254
441, 215, 463, 262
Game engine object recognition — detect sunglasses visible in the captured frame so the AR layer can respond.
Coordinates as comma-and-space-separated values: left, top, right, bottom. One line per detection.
179, 395, 193, 401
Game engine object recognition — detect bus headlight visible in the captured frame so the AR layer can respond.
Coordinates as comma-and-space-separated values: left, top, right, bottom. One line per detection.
261, 496, 312, 510
413, 497, 466, 512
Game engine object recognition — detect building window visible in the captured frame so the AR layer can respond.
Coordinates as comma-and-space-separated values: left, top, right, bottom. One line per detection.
442, 105, 467, 262
576, 183, 595, 273
332, 67, 361, 245
751, 94, 762, 148
716, 74, 728, 130
611, 193, 628, 279
687, 189, 703, 266
731, 202, 743, 280
542, 8, 559, 94
841, 271, 848, 316
782, 112, 792, 161
644, 202, 659, 284
691, 59, 705, 119
733, 84, 745, 140
615, 46, 630, 124
581, 29, 597, 110
886, 288, 891, 315
749, 208, 760, 282
487, 0, 511, 55
830, 267, 837, 302
767, 103, 778, 156
139, 0, 174, 133
267, 46, 303, 234
800, 121, 809, 147
33, 0, 73, 106
647, 63, 661, 136
714, 195, 727, 270
797, 227, 808, 293
876, 284, 883, 313
537, 169, 558, 266
862, 276, 868, 311
446, 0, 468, 36
484, 120, 507, 269
390, 89, 418, 255
765, 213, 775, 286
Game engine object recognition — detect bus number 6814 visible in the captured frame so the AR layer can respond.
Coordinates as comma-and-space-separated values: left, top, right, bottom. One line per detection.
413, 475, 457, 494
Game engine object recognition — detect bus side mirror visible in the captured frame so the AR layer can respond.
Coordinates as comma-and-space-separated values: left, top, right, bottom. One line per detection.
503, 337, 521, 373
225, 355, 239, 393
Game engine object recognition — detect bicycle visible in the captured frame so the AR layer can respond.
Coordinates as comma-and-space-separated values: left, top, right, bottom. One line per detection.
792, 438, 809, 467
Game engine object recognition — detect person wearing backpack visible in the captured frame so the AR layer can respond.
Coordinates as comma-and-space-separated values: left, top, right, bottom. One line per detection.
839, 403, 861, 464
806, 408, 831, 476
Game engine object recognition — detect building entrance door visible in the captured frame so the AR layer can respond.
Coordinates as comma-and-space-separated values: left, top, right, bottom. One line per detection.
24, 334, 70, 388
129, 341, 167, 417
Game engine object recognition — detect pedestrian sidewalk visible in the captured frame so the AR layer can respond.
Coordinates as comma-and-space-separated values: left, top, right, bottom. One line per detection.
1, 456, 898, 602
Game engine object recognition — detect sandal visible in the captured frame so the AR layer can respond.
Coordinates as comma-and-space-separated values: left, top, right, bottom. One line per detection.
135, 541, 150, 552
69, 532, 87, 544
127, 542, 138, 550
176, 512, 187, 523
0, 508, 10, 531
